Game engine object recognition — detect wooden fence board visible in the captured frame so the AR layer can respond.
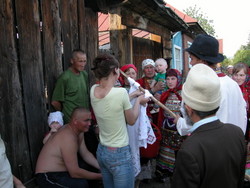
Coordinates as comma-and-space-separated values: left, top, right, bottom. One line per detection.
15, 0, 47, 170
61, 0, 79, 69
133, 37, 162, 78
41, 0, 63, 111
78, 0, 87, 52
85, 8, 98, 86
110, 8, 132, 67
0, 0, 32, 182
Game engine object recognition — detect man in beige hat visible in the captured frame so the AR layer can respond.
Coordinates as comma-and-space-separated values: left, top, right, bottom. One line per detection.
176, 34, 247, 135
172, 64, 246, 188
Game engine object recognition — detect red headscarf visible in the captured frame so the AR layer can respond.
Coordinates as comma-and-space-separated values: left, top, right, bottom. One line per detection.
120, 64, 137, 73
119, 64, 137, 86
157, 69, 182, 128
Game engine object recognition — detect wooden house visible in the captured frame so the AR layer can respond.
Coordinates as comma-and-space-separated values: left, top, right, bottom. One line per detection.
97, 0, 189, 77
0, 0, 197, 186
166, 3, 207, 79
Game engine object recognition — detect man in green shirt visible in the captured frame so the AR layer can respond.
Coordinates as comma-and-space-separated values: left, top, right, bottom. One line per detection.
51, 49, 89, 123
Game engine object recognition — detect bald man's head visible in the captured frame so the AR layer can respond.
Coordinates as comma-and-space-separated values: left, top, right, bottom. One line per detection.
71, 107, 90, 120
69, 107, 91, 133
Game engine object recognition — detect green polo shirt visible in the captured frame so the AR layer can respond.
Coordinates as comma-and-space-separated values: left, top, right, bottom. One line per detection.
52, 69, 89, 123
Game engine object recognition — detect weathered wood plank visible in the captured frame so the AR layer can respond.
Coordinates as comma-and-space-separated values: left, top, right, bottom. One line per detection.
122, 7, 172, 60
85, 7, 98, 86
41, 0, 63, 111
78, 0, 87, 52
15, 0, 47, 172
133, 37, 162, 78
162, 32, 172, 58
121, 8, 169, 37
0, 0, 32, 182
61, 0, 79, 69
110, 8, 133, 66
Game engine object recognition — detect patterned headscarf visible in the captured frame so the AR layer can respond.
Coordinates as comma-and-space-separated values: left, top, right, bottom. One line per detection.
157, 69, 182, 128
165, 69, 182, 89
142, 59, 155, 70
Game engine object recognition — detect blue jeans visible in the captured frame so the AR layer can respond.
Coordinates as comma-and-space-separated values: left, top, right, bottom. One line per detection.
97, 144, 134, 188
36, 172, 88, 188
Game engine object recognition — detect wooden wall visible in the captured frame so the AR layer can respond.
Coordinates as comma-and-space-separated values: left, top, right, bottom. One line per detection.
0, 0, 179, 186
133, 37, 163, 78
182, 34, 193, 79
0, 0, 98, 185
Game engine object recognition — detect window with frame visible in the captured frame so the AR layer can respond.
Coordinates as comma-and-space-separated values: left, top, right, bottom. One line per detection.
174, 45, 182, 71
187, 41, 192, 68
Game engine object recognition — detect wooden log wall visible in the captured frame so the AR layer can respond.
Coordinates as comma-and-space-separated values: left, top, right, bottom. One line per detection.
133, 37, 163, 78
109, 7, 133, 67
15, 2, 47, 178
121, 8, 172, 59
0, 0, 98, 185
85, 8, 98, 86
0, 0, 32, 182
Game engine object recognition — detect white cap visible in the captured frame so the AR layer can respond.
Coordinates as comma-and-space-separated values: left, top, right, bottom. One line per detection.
48, 111, 64, 126
142, 59, 155, 70
182, 64, 221, 111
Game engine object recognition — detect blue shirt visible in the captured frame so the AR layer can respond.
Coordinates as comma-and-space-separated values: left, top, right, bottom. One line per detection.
188, 116, 218, 134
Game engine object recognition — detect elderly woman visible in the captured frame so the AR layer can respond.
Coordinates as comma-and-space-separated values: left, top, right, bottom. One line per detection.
119, 64, 142, 100
136, 59, 164, 120
120, 64, 138, 88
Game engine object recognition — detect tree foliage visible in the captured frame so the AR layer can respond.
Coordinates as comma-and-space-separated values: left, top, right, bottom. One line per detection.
233, 48, 250, 66
232, 33, 250, 66
183, 5, 216, 36
221, 57, 233, 67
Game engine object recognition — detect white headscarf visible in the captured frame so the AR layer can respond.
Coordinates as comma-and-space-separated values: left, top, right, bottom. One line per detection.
142, 59, 155, 70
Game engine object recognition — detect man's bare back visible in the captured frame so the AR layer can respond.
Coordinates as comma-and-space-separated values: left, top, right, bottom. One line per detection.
36, 125, 77, 173
36, 108, 102, 184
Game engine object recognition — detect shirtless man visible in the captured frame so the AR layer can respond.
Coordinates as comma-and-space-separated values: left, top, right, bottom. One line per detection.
35, 107, 102, 188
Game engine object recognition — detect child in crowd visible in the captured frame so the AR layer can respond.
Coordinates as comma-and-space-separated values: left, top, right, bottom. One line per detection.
43, 111, 64, 144
150, 58, 168, 114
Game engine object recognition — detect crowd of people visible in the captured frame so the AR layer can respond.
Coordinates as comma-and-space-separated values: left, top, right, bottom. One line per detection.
36, 34, 250, 188
1, 34, 250, 188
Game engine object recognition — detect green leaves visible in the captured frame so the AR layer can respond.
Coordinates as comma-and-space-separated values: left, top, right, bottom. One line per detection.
184, 5, 216, 37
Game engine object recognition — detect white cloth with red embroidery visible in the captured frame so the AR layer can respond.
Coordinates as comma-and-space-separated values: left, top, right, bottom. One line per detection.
126, 77, 156, 176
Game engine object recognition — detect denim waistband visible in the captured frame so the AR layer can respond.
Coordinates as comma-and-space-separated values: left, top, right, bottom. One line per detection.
98, 144, 130, 153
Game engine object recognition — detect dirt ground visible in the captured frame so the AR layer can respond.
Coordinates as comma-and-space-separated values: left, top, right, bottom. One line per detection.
139, 178, 171, 188
137, 159, 172, 188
